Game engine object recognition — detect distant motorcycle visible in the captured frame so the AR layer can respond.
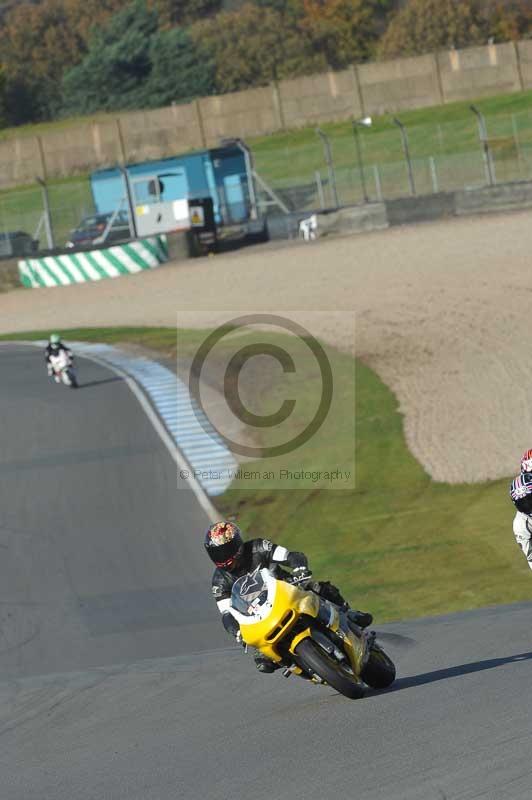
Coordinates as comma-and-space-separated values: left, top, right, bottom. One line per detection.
48, 350, 78, 388
230, 568, 396, 699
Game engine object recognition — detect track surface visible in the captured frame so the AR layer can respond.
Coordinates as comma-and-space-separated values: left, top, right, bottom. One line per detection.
1, 345, 532, 800
0, 346, 225, 679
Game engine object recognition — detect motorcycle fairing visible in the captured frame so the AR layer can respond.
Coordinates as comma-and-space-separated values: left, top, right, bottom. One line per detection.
230, 568, 368, 675
231, 569, 320, 663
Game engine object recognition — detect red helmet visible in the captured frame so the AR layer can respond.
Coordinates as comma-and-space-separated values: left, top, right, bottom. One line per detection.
521, 449, 532, 473
204, 521, 244, 570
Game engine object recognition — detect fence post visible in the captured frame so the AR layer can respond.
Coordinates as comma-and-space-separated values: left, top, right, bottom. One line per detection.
234, 139, 258, 220
514, 41, 525, 92
36, 177, 54, 249
511, 113, 524, 172
271, 82, 285, 131
315, 128, 339, 208
115, 119, 127, 164
470, 105, 495, 186
315, 171, 325, 208
350, 65, 366, 119
352, 120, 370, 203
35, 136, 48, 181
119, 165, 137, 239
393, 117, 416, 196
373, 165, 383, 202
433, 52, 445, 106
193, 99, 207, 148
429, 156, 439, 193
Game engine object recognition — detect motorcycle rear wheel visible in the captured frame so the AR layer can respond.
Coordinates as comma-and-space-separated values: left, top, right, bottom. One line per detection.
295, 638, 365, 699
361, 645, 396, 689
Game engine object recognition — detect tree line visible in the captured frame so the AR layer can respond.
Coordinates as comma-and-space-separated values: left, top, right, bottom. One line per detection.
1, 0, 532, 127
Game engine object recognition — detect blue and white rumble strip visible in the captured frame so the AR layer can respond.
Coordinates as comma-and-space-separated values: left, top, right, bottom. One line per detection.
37, 341, 238, 498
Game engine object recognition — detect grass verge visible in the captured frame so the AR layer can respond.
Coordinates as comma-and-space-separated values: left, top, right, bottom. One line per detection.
1, 326, 527, 622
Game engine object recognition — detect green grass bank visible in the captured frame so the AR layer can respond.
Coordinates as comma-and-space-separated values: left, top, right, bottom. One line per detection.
1, 326, 527, 622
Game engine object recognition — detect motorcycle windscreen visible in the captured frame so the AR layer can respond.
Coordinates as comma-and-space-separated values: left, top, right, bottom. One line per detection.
231, 571, 269, 617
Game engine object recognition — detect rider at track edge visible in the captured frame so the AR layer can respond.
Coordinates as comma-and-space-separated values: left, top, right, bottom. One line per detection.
45, 333, 73, 383
205, 521, 373, 672
510, 471, 532, 570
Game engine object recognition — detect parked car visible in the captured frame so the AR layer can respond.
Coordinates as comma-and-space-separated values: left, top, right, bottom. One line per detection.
0, 231, 39, 258
65, 212, 131, 249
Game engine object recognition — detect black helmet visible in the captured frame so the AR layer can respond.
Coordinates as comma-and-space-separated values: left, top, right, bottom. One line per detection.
510, 473, 532, 515
204, 521, 243, 570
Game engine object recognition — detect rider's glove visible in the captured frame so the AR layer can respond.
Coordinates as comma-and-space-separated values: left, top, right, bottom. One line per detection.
291, 566, 312, 584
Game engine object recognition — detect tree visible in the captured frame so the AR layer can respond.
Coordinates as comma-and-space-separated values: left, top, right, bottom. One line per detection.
149, 0, 222, 28
485, 1, 532, 41
62, 0, 158, 113
1, 0, 85, 118
378, 0, 491, 59
141, 26, 214, 106
62, 0, 213, 114
0, 0, 125, 121
63, 0, 132, 43
190, 2, 325, 93
299, 0, 386, 68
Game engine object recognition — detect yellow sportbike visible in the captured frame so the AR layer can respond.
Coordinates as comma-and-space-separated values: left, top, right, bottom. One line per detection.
230, 568, 396, 699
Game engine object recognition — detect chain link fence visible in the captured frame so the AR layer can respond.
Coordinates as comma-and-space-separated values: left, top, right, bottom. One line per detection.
0, 180, 95, 257
252, 108, 532, 214
4, 108, 532, 255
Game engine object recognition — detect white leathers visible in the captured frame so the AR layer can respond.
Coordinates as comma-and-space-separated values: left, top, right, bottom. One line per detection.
512, 511, 532, 570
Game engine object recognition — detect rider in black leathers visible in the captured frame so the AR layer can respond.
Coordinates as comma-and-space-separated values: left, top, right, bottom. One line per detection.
205, 521, 373, 673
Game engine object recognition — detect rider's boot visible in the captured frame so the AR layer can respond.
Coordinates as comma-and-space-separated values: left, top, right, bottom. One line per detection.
344, 607, 373, 629
315, 582, 373, 630
253, 650, 281, 673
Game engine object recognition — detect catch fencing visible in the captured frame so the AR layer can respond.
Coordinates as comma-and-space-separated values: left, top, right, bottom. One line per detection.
0, 180, 95, 256
4, 107, 532, 254
255, 107, 532, 213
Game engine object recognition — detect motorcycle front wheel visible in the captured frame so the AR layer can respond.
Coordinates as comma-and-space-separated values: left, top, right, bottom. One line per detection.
361, 645, 396, 689
295, 638, 365, 699
66, 369, 78, 389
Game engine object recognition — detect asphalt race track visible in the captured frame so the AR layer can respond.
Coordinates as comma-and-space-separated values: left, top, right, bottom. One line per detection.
1, 345, 532, 800
0, 345, 226, 680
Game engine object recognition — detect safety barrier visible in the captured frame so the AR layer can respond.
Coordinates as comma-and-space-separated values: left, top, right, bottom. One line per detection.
18, 235, 168, 288
298, 178, 532, 238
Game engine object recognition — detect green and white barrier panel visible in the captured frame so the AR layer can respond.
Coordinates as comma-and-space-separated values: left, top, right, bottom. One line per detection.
18, 236, 168, 288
